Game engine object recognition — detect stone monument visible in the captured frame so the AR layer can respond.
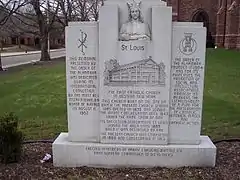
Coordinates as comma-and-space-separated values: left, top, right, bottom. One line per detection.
53, 0, 216, 168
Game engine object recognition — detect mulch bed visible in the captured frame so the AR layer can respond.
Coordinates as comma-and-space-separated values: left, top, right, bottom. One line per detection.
0, 142, 239, 180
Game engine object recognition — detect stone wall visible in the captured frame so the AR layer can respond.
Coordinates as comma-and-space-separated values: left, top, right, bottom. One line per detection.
168, 0, 240, 50
168, 0, 218, 36
224, 0, 240, 49
216, 0, 240, 49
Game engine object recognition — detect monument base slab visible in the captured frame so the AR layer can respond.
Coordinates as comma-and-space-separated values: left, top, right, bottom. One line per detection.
53, 133, 216, 168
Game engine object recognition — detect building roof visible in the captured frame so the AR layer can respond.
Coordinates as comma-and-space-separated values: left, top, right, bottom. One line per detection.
112, 58, 159, 72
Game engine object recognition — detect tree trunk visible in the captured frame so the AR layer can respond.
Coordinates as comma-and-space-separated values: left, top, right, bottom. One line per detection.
1, 37, 3, 51
0, 38, 3, 70
18, 37, 21, 49
0, 54, 3, 71
40, 35, 50, 61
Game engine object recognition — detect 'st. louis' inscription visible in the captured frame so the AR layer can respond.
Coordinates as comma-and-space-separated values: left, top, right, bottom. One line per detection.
170, 57, 203, 125
121, 44, 145, 51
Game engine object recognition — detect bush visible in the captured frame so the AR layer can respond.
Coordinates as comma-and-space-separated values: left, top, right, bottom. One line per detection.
0, 112, 24, 164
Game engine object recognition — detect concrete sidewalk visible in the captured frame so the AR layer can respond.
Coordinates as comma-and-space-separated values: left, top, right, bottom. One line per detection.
1, 49, 65, 69
1, 48, 65, 57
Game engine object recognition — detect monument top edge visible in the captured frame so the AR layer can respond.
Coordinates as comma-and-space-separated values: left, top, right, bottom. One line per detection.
105, 0, 167, 6
68, 21, 98, 26
106, 0, 164, 2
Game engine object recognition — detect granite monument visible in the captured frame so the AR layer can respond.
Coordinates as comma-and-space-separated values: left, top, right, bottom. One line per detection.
53, 0, 216, 168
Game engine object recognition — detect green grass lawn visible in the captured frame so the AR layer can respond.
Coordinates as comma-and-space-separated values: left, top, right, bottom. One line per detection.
0, 48, 239, 141
203, 48, 240, 139
0, 62, 67, 140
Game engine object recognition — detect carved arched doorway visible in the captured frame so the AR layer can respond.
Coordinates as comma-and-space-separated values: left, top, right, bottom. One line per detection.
192, 9, 215, 48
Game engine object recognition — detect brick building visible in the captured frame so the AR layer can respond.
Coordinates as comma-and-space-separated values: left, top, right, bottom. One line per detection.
167, 0, 240, 50
1, 1, 239, 50
0, 5, 65, 49
0, 22, 64, 49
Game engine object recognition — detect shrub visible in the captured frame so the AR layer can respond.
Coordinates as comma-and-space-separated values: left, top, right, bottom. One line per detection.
0, 112, 24, 164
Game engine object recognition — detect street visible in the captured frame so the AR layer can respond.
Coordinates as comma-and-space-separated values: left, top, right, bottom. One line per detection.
1, 48, 65, 69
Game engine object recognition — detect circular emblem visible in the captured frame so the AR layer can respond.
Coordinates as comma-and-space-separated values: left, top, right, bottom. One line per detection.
179, 33, 197, 55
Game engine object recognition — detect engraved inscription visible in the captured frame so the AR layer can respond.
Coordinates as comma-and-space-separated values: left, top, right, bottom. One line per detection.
121, 44, 145, 51
68, 56, 99, 115
170, 57, 203, 125
86, 146, 183, 157
100, 89, 169, 143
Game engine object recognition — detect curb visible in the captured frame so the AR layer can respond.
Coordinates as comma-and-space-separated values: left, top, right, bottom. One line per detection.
1, 49, 65, 58
2, 55, 65, 69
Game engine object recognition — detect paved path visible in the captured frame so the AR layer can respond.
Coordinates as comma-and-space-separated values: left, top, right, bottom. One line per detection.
1, 48, 65, 69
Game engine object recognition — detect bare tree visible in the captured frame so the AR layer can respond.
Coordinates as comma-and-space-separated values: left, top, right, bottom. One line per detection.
57, 0, 74, 26
57, 0, 104, 27
0, 0, 27, 70
90, 0, 104, 21
10, 0, 60, 61
0, 0, 26, 25
27, 0, 62, 61
29, 0, 59, 61
0, 0, 104, 66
